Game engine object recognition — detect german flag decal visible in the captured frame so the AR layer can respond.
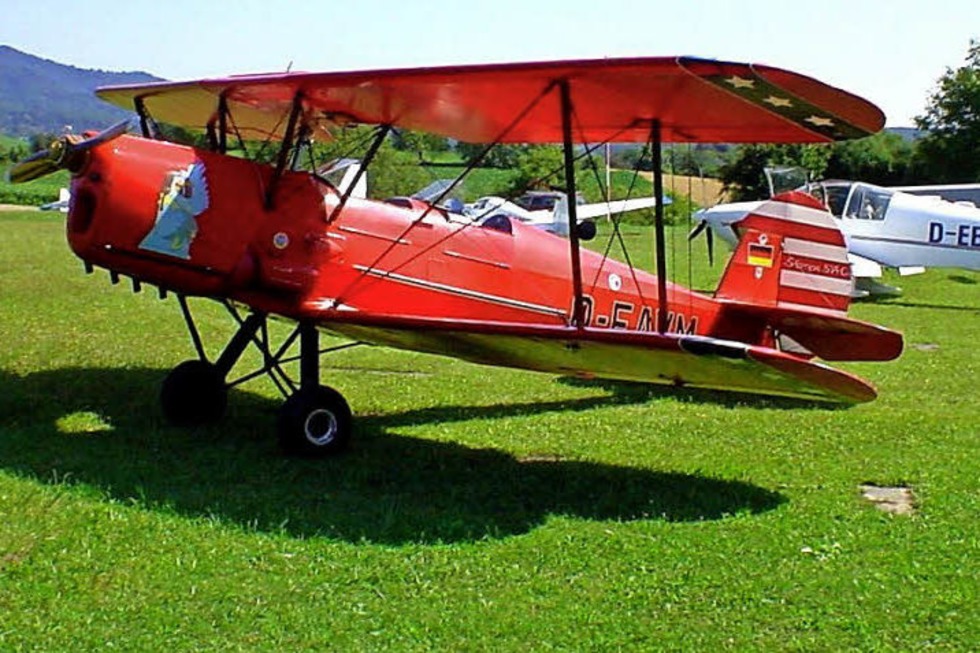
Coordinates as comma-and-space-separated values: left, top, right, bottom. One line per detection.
748, 242, 774, 268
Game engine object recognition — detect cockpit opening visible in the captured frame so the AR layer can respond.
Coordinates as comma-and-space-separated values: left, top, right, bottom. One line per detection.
811, 182, 893, 221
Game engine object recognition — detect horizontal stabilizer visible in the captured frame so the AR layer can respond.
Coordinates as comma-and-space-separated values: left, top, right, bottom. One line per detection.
719, 301, 903, 361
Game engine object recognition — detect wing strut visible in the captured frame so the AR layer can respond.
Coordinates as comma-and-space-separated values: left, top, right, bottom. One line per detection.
134, 97, 160, 139
651, 120, 669, 333
218, 93, 229, 153
326, 125, 391, 224
559, 79, 586, 329
265, 92, 305, 210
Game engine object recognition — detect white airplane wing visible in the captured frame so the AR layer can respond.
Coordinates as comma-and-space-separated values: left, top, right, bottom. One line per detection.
573, 196, 663, 220
847, 253, 883, 278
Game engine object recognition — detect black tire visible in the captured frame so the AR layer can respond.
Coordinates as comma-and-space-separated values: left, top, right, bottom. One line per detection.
277, 386, 352, 457
160, 360, 228, 426
576, 219, 597, 241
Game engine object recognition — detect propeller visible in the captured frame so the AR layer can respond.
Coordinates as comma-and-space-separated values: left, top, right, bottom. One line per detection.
7, 119, 130, 184
687, 219, 715, 266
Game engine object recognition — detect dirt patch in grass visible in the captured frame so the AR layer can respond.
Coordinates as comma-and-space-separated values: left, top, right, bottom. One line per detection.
860, 484, 917, 515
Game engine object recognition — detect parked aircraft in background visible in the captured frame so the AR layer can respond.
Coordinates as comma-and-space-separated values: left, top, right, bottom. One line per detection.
399, 180, 665, 239
465, 193, 666, 238
693, 179, 980, 296
39, 187, 70, 212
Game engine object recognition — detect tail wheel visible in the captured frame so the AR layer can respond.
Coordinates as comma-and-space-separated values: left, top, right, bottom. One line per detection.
161, 359, 228, 426
277, 385, 352, 457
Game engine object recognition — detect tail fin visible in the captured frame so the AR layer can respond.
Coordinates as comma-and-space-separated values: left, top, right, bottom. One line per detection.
715, 191, 853, 315
714, 191, 902, 362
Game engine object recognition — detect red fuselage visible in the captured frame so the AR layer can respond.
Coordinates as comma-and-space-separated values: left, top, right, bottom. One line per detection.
67, 135, 767, 348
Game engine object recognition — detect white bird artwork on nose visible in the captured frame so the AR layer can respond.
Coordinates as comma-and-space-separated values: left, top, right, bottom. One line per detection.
140, 162, 210, 260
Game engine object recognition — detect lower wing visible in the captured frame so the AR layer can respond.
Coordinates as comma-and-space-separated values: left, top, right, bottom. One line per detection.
312, 313, 878, 404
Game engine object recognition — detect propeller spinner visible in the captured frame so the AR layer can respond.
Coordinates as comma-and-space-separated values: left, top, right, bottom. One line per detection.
7, 119, 130, 184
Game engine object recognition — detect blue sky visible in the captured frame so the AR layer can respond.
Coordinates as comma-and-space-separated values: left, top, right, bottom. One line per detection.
3, 0, 978, 127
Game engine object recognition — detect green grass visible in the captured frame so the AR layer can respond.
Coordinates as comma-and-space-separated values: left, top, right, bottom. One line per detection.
0, 211, 977, 651
0, 133, 25, 149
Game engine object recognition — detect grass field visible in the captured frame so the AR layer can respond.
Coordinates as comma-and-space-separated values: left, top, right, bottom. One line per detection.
0, 210, 977, 651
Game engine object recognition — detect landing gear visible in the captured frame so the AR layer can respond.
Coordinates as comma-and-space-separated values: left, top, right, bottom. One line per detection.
277, 385, 351, 456
276, 321, 352, 456
162, 297, 356, 456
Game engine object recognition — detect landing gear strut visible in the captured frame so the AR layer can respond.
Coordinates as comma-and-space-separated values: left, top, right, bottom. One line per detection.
161, 297, 355, 456
276, 322, 352, 456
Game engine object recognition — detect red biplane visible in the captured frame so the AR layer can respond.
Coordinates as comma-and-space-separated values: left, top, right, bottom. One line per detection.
9, 57, 903, 456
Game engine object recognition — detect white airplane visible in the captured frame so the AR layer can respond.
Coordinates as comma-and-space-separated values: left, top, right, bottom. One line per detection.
322, 170, 665, 239
692, 179, 980, 296
464, 192, 667, 239
39, 187, 71, 212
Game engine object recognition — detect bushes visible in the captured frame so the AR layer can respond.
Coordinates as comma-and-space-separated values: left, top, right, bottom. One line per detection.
0, 166, 68, 205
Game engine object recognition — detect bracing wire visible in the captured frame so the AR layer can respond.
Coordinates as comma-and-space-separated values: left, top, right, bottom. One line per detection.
331, 80, 562, 308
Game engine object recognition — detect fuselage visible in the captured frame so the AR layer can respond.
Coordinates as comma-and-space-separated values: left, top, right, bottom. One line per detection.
822, 181, 980, 270
65, 136, 765, 350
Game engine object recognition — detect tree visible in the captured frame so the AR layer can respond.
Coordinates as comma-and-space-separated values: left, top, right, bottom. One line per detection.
914, 39, 980, 183
663, 144, 725, 177
506, 145, 566, 195
7, 141, 27, 162
717, 144, 831, 201
391, 129, 450, 161
455, 142, 525, 169
823, 131, 916, 185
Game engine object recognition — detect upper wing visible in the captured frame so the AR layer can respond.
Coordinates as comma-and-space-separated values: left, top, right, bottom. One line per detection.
97, 57, 883, 144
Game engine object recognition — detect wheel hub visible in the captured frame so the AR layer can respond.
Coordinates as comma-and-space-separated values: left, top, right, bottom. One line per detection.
304, 408, 338, 446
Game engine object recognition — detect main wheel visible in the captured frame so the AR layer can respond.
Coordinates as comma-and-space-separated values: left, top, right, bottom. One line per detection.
160, 360, 228, 426
277, 385, 352, 457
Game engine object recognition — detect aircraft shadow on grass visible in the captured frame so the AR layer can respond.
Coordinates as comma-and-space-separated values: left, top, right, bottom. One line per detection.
0, 367, 785, 545
862, 297, 980, 312
948, 274, 977, 285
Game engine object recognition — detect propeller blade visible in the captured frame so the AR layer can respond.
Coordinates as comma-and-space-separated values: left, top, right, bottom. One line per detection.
706, 224, 714, 267
7, 148, 60, 183
81, 119, 131, 150
6, 119, 130, 185
686, 219, 716, 267
687, 219, 708, 241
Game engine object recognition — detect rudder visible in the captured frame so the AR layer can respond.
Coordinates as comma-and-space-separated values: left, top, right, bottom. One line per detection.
715, 191, 853, 315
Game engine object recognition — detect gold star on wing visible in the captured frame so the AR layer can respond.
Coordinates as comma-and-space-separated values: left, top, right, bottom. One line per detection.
725, 76, 755, 90
805, 115, 835, 128
764, 95, 792, 108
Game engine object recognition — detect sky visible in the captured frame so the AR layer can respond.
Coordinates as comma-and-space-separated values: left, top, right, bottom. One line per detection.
2, 0, 978, 127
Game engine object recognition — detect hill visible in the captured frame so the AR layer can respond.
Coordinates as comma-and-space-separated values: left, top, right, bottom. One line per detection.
0, 45, 163, 136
